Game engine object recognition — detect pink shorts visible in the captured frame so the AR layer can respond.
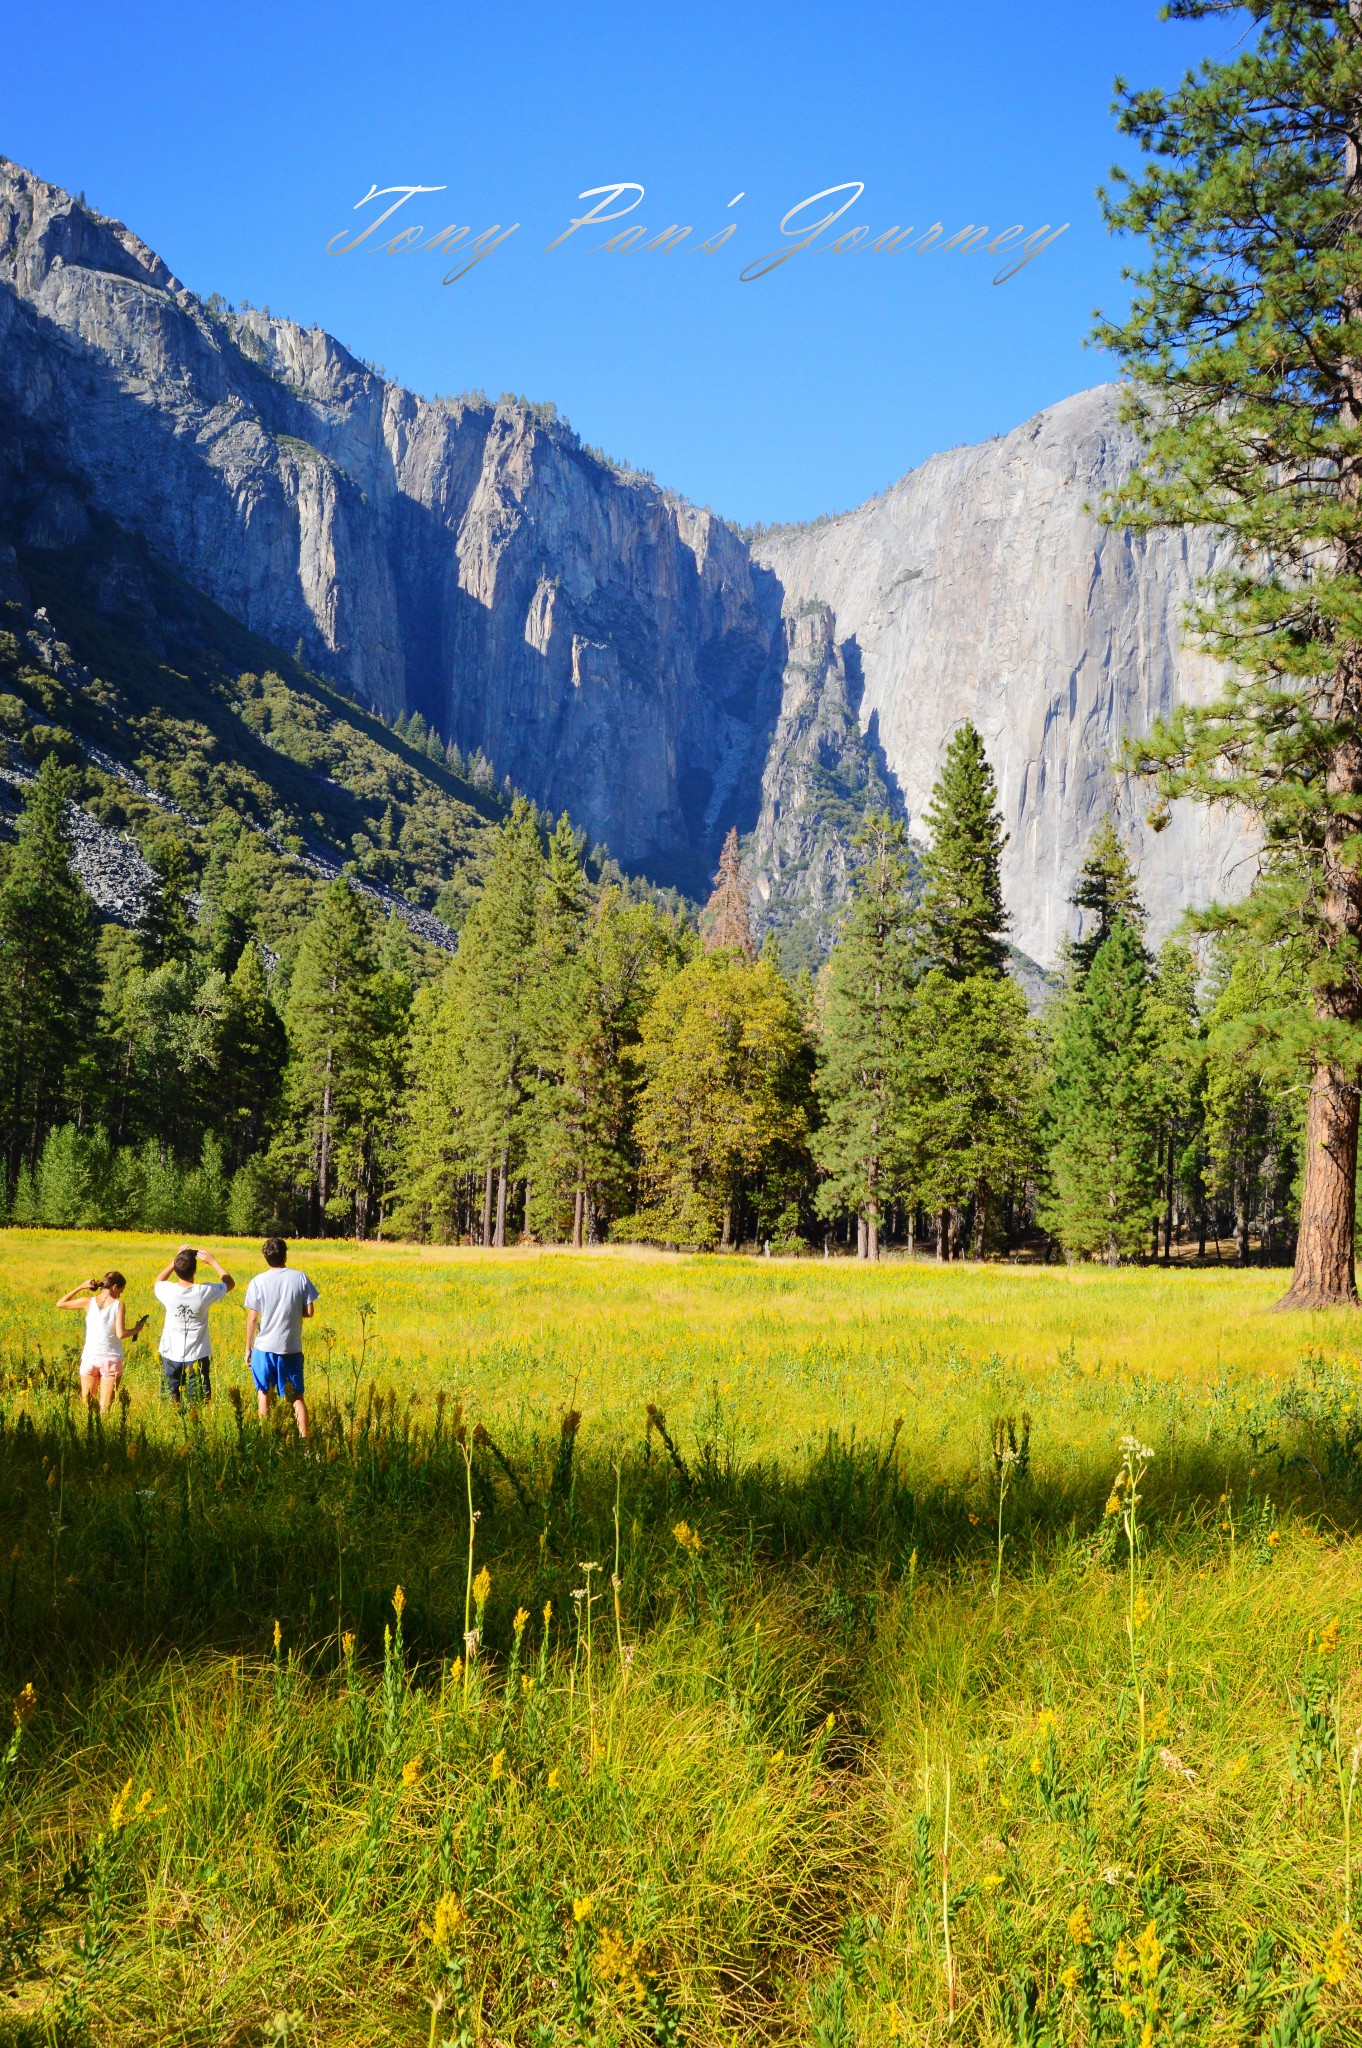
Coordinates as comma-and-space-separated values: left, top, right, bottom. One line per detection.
80, 1358, 124, 1382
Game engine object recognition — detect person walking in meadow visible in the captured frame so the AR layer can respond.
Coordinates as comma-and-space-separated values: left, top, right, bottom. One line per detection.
56, 1270, 148, 1414
242, 1237, 317, 1439
153, 1245, 235, 1405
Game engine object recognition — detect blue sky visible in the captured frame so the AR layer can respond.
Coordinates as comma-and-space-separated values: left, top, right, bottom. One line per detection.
3, 1, 1229, 526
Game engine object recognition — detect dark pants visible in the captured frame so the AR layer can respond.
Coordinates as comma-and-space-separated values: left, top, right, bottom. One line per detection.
161, 1354, 211, 1404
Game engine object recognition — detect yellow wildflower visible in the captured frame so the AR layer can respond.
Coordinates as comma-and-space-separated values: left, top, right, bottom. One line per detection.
887, 2003, 904, 2040
824, 1712, 836, 1735
594, 1926, 631, 1982
392, 1584, 406, 1619
1148, 1708, 1169, 1739
1132, 1589, 1151, 1628
1059, 1965, 1079, 1992
543, 1599, 553, 1628
672, 1520, 702, 1555
1104, 1493, 1122, 1516
12, 1683, 35, 1730
1319, 1615, 1341, 1657
272, 1618, 282, 1653
1227, 1753, 1248, 1778
490, 1749, 505, 1781
341, 1631, 356, 1657
771, 1748, 785, 1766
450, 1657, 463, 1685
1324, 1923, 1350, 1987
108, 1778, 133, 1831
1114, 1939, 1135, 1982
547, 1766, 562, 1790
521, 1673, 535, 1693
1036, 1709, 1057, 1735
1136, 1919, 1162, 1982
472, 1566, 492, 1608
429, 1892, 463, 1951
1067, 1902, 1093, 1947
1267, 1530, 1281, 1548
573, 1895, 593, 1923
134, 1789, 153, 1818
401, 1758, 421, 1788
982, 1872, 1004, 1890
513, 1606, 530, 1638
1030, 1756, 1043, 1777
968, 1512, 980, 1526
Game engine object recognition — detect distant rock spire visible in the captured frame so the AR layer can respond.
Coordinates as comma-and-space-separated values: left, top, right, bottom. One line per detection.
703, 827, 756, 958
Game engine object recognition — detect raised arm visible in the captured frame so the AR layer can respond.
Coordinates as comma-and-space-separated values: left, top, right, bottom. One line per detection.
199, 1251, 235, 1293
55, 1282, 94, 1311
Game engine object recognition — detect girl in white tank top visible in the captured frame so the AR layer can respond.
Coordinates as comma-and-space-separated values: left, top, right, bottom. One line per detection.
56, 1271, 146, 1416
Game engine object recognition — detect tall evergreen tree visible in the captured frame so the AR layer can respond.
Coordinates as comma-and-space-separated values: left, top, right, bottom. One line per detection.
216, 943, 288, 1170
1042, 918, 1161, 1264
1070, 820, 1147, 978
812, 813, 917, 1258
456, 800, 546, 1245
1096, 3, 1362, 1305
900, 971, 1039, 1259
918, 722, 1009, 977
702, 827, 756, 959
139, 833, 196, 967
280, 879, 396, 1235
0, 757, 96, 1181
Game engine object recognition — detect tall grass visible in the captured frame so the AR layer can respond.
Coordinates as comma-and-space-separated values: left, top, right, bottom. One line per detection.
0, 1238, 1357, 2039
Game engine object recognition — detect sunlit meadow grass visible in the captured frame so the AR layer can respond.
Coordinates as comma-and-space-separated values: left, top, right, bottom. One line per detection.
0, 1233, 1357, 2042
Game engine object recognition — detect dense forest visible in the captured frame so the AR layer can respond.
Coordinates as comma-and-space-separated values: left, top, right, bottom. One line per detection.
0, 696, 1309, 1263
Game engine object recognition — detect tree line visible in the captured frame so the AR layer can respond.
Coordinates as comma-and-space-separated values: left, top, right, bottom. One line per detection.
0, 734, 1312, 1264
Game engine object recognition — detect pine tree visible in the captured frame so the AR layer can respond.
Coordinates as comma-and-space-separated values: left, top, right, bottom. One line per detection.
216, 943, 288, 1170
455, 800, 546, 1245
1096, 5, 1362, 1304
635, 952, 812, 1248
1070, 820, 1146, 978
900, 971, 1039, 1259
197, 821, 260, 973
139, 833, 196, 967
812, 813, 917, 1258
918, 722, 1009, 977
1042, 919, 1161, 1264
702, 827, 756, 959
0, 757, 96, 1180
280, 879, 395, 1235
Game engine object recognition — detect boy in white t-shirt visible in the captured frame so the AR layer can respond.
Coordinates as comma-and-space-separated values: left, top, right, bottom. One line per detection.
243, 1237, 318, 1439
153, 1245, 235, 1404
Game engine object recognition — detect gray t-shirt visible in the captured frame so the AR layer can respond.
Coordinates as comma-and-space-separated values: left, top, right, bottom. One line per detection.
244, 1267, 319, 1354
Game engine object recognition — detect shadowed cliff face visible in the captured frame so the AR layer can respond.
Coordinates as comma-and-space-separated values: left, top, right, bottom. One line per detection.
0, 156, 1255, 957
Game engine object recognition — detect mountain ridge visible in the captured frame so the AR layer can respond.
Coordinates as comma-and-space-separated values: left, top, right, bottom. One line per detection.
0, 155, 1254, 960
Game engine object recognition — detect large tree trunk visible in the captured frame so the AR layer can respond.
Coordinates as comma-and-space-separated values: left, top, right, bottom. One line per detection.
937, 1210, 950, 1263
1280, 80, 1362, 1306
572, 1185, 584, 1250
481, 1160, 494, 1247
1163, 1133, 1174, 1262
494, 1148, 509, 1248
1278, 1065, 1359, 1306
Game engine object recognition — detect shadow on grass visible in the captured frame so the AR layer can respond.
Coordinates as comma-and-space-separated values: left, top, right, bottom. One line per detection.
0, 1350, 1360, 1683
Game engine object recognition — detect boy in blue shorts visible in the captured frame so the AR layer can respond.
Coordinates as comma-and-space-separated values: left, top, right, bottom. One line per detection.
242, 1237, 318, 1439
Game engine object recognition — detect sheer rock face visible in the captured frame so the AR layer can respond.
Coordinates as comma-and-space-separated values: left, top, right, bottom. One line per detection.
0, 156, 1256, 956
753, 389, 1255, 963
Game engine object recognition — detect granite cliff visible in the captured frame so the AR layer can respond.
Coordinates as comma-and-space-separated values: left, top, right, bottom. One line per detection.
0, 156, 1254, 960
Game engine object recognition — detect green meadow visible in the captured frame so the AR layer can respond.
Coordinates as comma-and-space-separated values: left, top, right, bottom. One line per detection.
0, 1235, 1357, 2044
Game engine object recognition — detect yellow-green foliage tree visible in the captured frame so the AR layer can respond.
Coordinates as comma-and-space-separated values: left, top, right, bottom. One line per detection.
634, 951, 813, 1248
